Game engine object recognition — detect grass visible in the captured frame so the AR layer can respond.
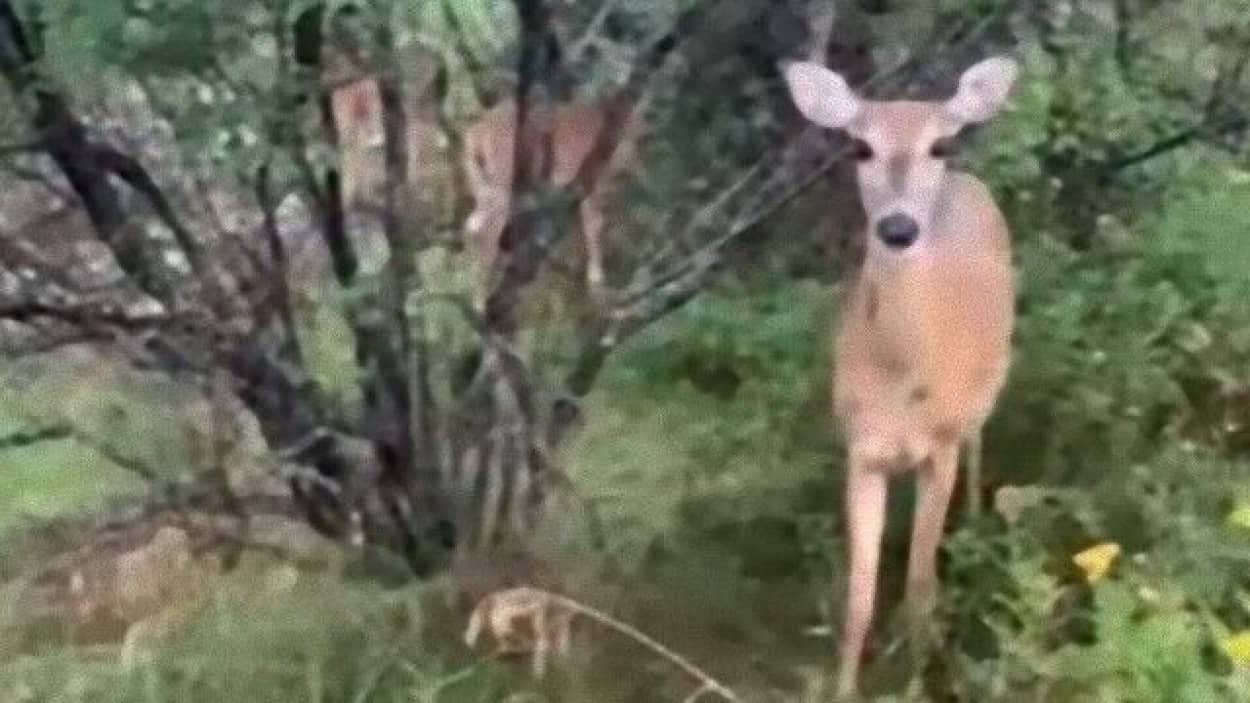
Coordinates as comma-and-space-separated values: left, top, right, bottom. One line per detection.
0, 283, 845, 702
0, 433, 143, 535
5, 160, 1250, 699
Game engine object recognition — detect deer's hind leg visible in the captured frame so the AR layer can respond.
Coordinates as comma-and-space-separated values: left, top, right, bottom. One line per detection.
964, 429, 983, 517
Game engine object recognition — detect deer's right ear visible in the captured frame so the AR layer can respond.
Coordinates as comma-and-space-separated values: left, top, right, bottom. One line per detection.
781, 61, 861, 129
944, 57, 1018, 124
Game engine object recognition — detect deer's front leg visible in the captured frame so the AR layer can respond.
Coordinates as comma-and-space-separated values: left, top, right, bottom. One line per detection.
904, 442, 959, 672
578, 192, 607, 302
465, 188, 510, 309
836, 448, 889, 701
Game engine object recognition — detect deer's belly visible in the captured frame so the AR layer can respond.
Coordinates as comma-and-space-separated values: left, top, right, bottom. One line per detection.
832, 264, 1013, 471
834, 346, 1007, 473
836, 382, 954, 472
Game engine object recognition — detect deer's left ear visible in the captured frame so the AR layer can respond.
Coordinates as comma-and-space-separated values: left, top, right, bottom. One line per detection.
944, 56, 1018, 124
781, 61, 862, 130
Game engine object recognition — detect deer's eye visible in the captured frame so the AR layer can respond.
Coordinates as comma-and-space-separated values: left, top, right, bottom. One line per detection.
929, 137, 958, 159
849, 138, 874, 162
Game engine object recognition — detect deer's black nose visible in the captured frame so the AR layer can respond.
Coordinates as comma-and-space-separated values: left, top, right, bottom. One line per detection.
876, 214, 919, 249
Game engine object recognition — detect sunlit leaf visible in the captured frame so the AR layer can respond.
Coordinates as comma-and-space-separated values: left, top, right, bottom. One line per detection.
1073, 542, 1121, 584
1222, 631, 1250, 666
1228, 504, 1250, 530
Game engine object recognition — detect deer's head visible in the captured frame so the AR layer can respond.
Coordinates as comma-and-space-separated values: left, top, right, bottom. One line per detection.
782, 57, 1017, 256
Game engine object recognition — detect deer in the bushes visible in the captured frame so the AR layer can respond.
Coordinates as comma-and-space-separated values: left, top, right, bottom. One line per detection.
323, 47, 448, 219
326, 67, 386, 211
460, 95, 644, 307
781, 56, 1018, 698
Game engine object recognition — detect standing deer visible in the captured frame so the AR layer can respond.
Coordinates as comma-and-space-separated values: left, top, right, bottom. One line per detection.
461, 96, 643, 306
323, 47, 449, 218
327, 69, 386, 210
283, 41, 451, 296
781, 57, 1018, 698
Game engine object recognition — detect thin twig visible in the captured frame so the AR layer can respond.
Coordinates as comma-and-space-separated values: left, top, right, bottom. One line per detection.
681, 682, 715, 703
568, 0, 622, 64
540, 590, 743, 703
0, 423, 71, 450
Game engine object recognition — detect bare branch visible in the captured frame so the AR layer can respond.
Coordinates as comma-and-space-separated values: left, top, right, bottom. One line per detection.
0, 299, 173, 329
0, 0, 181, 303
253, 162, 304, 364
283, 1, 358, 285
1113, 0, 1131, 75
804, 0, 837, 63
559, 24, 954, 400
92, 144, 206, 276
485, 0, 709, 332
467, 588, 743, 702
1102, 108, 1250, 175
0, 424, 71, 451
0, 140, 42, 155
480, 0, 558, 336
567, 0, 623, 64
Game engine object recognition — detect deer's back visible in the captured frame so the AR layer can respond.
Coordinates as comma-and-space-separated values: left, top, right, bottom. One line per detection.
468, 98, 642, 189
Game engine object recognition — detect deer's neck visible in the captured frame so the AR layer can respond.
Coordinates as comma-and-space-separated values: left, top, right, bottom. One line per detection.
852, 171, 1008, 375
854, 186, 957, 366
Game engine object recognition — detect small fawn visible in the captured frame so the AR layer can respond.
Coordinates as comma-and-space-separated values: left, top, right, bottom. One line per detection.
782, 56, 1018, 698
461, 96, 643, 305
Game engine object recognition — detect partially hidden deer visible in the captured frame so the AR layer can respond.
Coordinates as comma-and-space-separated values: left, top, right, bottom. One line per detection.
327, 70, 386, 211
285, 41, 452, 301
461, 95, 644, 306
323, 47, 448, 218
781, 56, 1018, 698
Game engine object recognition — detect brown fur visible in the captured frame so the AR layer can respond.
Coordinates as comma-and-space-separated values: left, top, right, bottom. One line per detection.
781, 56, 1019, 699
834, 173, 1013, 460
325, 48, 450, 219
461, 97, 645, 302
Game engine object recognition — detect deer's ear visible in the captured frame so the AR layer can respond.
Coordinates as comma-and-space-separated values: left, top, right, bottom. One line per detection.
781, 61, 862, 129
944, 56, 1018, 124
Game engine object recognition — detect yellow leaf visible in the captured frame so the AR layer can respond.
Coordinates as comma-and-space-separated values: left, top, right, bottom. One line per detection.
1228, 504, 1250, 530
1072, 542, 1121, 584
1223, 631, 1250, 666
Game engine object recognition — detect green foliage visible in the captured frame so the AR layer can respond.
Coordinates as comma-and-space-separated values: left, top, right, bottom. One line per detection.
993, 155, 1250, 486
946, 525, 1250, 702
0, 567, 527, 703
7, 0, 1250, 700
568, 142, 1250, 698
569, 279, 836, 571
0, 408, 143, 535
937, 151, 1250, 699
969, 0, 1250, 238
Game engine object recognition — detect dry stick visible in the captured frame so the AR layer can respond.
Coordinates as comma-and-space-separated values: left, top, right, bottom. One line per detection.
537, 589, 743, 703
561, 33, 1004, 399
624, 49, 918, 295
624, 4, 1014, 310
0, 424, 71, 450
680, 682, 716, 703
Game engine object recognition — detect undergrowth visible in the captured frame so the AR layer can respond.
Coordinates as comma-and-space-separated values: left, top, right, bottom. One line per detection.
4, 124, 1250, 703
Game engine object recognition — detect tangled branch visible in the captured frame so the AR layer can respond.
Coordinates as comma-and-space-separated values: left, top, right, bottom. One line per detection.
465, 586, 742, 702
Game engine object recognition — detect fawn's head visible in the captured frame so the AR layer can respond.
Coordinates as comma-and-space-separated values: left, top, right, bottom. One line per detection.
782, 57, 1017, 256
